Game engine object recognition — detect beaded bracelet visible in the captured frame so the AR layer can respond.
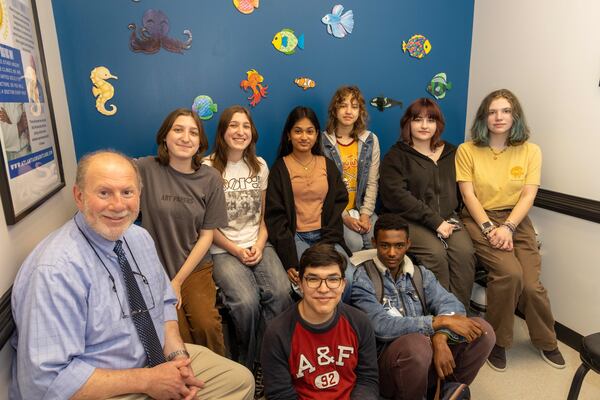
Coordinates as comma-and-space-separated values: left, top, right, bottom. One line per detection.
502, 220, 517, 233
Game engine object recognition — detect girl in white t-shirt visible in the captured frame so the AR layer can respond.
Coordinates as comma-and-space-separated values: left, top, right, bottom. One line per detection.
203, 106, 292, 376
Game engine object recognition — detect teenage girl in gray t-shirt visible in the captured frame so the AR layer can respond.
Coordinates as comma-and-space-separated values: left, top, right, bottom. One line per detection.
137, 108, 228, 356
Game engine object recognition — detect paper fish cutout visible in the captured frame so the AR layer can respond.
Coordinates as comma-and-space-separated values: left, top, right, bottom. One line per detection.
427, 73, 453, 100
233, 0, 259, 14
322, 5, 354, 38
240, 69, 268, 107
370, 96, 403, 112
272, 29, 304, 55
128, 9, 192, 54
90, 66, 117, 116
192, 95, 218, 120
295, 77, 316, 91
402, 34, 431, 59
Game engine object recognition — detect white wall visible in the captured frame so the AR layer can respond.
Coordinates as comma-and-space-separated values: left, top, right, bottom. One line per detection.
467, 0, 600, 335
0, 2, 76, 398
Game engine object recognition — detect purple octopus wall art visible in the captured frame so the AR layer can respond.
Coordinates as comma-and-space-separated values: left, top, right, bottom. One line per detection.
128, 9, 192, 54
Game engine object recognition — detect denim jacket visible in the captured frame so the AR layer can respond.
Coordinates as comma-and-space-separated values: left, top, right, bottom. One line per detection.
321, 130, 380, 216
351, 255, 465, 343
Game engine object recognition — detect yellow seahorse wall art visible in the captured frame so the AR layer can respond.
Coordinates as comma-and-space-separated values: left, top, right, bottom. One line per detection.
90, 66, 118, 116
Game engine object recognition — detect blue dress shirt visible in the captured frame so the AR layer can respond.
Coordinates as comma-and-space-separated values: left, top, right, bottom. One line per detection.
10, 212, 177, 400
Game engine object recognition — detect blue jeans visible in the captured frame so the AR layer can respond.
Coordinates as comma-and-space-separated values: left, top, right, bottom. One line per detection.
212, 244, 293, 369
343, 212, 378, 252
294, 230, 356, 303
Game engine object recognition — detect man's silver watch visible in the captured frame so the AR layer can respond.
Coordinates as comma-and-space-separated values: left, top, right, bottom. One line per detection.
166, 349, 190, 361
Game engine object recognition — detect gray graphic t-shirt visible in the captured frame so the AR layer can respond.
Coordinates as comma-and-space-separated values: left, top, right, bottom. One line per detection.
137, 156, 227, 279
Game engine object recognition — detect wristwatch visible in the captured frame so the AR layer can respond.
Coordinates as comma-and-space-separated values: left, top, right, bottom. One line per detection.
480, 221, 494, 232
166, 349, 190, 361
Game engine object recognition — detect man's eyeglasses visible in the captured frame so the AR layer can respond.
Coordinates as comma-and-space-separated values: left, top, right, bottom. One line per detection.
304, 275, 343, 289
108, 270, 156, 319
75, 218, 157, 319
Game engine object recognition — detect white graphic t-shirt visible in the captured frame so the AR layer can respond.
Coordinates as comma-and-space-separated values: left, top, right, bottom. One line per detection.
204, 156, 268, 254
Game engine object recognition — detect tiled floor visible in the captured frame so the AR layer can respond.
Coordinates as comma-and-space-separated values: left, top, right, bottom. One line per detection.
471, 318, 600, 399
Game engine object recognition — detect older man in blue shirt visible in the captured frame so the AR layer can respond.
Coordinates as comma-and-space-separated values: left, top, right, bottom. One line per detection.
10, 150, 253, 400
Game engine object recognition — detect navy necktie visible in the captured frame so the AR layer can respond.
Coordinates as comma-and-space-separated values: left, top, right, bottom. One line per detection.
114, 240, 166, 367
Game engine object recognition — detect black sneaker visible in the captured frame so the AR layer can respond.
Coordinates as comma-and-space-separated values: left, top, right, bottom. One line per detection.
486, 344, 507, 372
540, 348, 566, 369
254, 363, 265, 399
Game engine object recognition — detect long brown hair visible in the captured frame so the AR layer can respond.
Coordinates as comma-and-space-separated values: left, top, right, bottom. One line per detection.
155, 108, 207, 170
400, 98, 445, 152
210, 105, 261, 177
470, 89, 530, 146
326, 86, 368, 140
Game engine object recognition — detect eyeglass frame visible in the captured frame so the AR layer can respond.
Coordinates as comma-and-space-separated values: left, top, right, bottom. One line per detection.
303, 274, 344, 289
108, 266, 156, 319
74, 217, 156, 319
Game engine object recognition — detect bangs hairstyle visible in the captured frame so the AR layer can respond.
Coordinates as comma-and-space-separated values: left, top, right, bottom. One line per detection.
326, 85, 368, 140
155, 108, 208, 170
299, 243, 347, 279
277, 106, 323, 158
210, 105, 261, 177
400, 98, 445, 152
470, 89, 530, 146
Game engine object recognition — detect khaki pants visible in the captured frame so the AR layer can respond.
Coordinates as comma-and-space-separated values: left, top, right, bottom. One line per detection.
110, 344, 254, 400
461, 209, 557, 350
177, 262, 226, 356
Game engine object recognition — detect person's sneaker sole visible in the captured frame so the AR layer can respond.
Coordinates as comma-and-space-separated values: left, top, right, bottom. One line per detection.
486, 358, 507, 372
540, 349, 566, 369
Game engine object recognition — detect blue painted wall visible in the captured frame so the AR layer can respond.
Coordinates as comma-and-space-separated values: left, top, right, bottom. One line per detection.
52, 0, 474, 164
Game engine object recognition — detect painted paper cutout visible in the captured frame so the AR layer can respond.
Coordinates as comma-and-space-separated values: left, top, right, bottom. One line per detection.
192, 95, 218, 120
427, 73, 452, 99
402, 34, 431, 59
322, 5, 354, 38
128, 9, 192, 54
294, 77, 316, 91
370, 96, 403, 112
90, 66, 117, 116
233, 0, 259, 14
240, 69, 268, 107
272, 29, 304, 55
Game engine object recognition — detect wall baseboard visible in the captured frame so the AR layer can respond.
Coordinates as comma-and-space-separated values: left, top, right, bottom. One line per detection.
535, 188, 600, 224
555, 321, 584, 353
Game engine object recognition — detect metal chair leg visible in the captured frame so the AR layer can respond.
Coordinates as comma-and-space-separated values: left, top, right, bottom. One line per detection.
567, 363, 590, 400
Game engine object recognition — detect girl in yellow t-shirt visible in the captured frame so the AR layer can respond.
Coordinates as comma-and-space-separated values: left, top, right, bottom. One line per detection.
322, 86, 380, 252
456, 89, 563, 372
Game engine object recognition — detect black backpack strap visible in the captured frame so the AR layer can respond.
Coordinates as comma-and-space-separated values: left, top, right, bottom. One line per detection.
409, 264, 428, 314
359, 260, 384, 304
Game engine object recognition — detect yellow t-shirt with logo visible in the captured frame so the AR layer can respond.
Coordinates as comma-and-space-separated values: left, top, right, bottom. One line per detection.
455, 141, 541, 210
338, 140, 358, 211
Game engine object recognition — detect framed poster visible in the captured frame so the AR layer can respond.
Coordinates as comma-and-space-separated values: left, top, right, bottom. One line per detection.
0, 0, 65, 225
